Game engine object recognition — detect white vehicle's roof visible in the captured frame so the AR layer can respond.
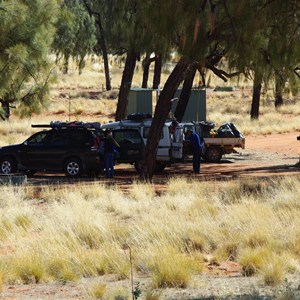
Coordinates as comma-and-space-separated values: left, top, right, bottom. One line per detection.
101, 122, 120, 129
102, 119, 174, 128
101, 119, 187, 131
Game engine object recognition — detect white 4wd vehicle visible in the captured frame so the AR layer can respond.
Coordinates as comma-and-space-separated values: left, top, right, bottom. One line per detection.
102, 115, 246, 170
101, 115, 184, 171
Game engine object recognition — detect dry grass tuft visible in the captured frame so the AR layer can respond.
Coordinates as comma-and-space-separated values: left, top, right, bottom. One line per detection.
88, 282, 106, 299
238, 247, 270, 277
0, 272, 3, 292
145, 291, 162, 300
261, 257, 286, 285
129, 181, 155, 201
165, 177, 189, 195
9, 250, 46, 284
149, 247, 200, 288
46, 257, 79, 283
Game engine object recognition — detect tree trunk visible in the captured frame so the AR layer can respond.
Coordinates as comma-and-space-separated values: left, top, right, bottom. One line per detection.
82, 0, 111, 91
140, 58, 190, 181
142, 54, 151, 88
174, 64, 197, 122
63, 56, 69, 74
153, 54, 162, 89
250, 72, 262, 119
0, 100, 10, 120
275, 78, 284, 108
101, 41, 111, 91
94, 16, 111, 91
115, 48, 138, 121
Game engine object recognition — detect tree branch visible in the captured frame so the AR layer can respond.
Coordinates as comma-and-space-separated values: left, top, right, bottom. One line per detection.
294, 66, 300, 79
205, 63, 240, 82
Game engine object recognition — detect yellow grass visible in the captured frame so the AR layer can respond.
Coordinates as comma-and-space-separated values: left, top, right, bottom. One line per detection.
0, 272, 3, 292
0, 177, 299, 291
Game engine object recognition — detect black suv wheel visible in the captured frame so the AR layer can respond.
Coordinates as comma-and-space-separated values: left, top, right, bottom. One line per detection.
0, 157, 17, 174
64, 158, 83, 178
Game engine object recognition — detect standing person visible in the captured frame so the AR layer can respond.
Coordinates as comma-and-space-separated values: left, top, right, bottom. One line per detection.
185, 129, 203, 173
103, 130, 119, 178
169, 120, 179, 141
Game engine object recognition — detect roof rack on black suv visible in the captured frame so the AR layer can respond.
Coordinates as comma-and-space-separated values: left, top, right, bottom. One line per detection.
32, 121, 101, 130
0, 121, 102, 178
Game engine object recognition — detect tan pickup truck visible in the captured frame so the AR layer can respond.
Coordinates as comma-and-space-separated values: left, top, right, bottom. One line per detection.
183, 122, 245, 163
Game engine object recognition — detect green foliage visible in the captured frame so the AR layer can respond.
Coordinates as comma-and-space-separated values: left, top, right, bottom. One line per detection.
52, 0, 97, 74
133, 282, 142, 300
0, 0, 59, 119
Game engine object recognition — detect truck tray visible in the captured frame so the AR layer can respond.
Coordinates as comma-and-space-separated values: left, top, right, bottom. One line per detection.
204, 137, 245, 149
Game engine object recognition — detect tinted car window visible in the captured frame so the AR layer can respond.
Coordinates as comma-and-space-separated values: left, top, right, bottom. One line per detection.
27, 131, 49, 145
114, 130, 143, 144
143, 127, 164, 140
48, 131, 68, 146
68, 130, 93, 146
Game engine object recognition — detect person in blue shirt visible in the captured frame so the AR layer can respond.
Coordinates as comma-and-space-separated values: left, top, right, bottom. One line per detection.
185, 129, 204, 173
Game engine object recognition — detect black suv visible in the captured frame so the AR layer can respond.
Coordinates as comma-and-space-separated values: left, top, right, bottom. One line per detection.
0, 121, 102, 177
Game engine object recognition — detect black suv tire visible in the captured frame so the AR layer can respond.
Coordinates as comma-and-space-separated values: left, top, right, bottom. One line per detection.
64, 158, 83, 178
0, 156, 17, 174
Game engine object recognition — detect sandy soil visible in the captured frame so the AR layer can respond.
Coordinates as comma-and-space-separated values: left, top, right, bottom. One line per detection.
1, 132, 300, 299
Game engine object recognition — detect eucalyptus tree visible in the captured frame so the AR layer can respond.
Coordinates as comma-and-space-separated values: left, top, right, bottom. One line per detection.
81, 0, 112, 90
0, 0, 59, 120
140, 0, 272, 180
107, 0, 170, 121
225, 1, 300, 118
266, 1, 300, 108
52, 0, 97, 74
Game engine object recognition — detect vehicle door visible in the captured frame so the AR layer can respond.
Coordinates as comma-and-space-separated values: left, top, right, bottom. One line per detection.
171, 126, 184, 159
142, 126, 170, 161
112, 129, 144, 163
19, 130, 64, 169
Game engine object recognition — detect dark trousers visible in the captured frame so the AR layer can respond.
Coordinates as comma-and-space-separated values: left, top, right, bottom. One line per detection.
104, 153, 114, 178
193, 149, 201, 173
